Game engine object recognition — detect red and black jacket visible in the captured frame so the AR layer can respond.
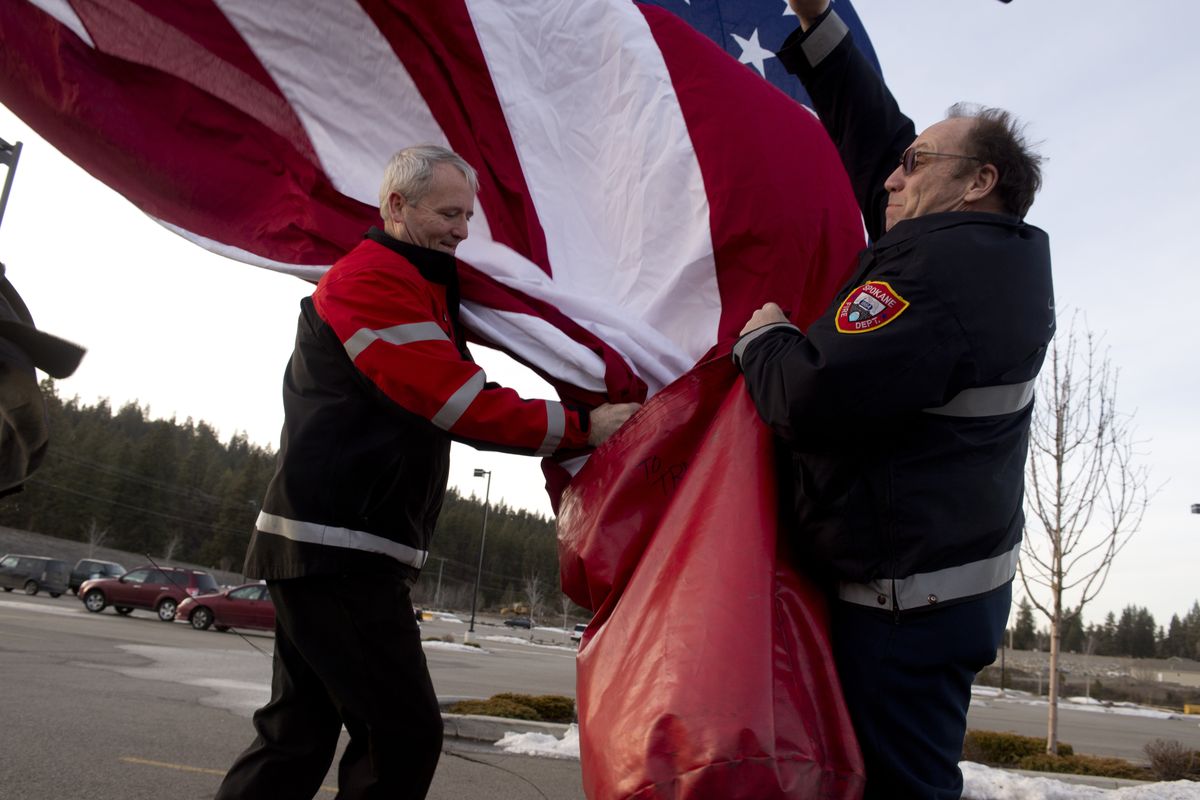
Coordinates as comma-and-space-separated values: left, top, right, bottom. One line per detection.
244, 228, 590, 581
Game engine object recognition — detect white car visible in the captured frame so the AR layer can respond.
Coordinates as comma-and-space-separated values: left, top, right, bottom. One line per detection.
571, 623, 587, 644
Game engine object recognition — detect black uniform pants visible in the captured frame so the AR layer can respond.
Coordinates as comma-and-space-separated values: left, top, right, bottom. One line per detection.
831, 583, 1010, 800
215, 574, 442, 800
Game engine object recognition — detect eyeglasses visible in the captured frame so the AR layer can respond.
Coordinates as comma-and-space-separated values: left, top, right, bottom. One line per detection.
899, 147, 984, 176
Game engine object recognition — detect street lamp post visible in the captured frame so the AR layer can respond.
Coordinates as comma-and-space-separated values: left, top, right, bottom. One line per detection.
465, 468, 492, 642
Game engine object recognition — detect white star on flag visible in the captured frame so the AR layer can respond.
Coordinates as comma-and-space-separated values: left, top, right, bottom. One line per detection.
731, 28, 773, 77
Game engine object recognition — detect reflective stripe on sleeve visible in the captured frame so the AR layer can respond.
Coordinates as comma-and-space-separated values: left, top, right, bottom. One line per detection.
923, 379, 1035, 418
255, 511, 428, 569
431, 371, 486, 431
343, 321, 450, 362
837, 541, 1020, 612
536, 401, 566, 457
802, 10, 850, 68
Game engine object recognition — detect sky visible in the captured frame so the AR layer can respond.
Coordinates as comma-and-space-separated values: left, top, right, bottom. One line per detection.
0, 0, 1197, 629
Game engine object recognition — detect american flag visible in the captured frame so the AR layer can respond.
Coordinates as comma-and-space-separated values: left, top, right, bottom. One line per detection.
0, 0, 868, 412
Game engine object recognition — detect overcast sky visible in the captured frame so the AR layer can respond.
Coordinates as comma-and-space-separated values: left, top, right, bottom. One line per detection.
1, 0, 1196, 628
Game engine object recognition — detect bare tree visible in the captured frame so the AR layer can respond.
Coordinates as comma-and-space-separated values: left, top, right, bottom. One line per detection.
524, 572, 545, 639
162, 532, 184, 563
560, 593, 573, 630
1020, 314, 1152, 754
84, 519, 108, 557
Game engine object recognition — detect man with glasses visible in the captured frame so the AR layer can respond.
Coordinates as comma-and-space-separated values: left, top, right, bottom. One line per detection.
734, 1, 1053, 797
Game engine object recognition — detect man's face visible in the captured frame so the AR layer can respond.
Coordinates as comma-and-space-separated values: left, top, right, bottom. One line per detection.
391, 163, 475, 254
882, 117, 980, 231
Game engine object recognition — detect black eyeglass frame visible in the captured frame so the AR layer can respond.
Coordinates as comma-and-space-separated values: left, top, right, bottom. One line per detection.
899, 147, 985, 176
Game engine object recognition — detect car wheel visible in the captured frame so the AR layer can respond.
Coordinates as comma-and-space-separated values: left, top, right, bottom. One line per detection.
190, 606, 214, 631
24, 580, 39, 596
156, 598, 178, 622
49, 592, 62, 598
2, 587, 11, 592
214, 625, 230, 633
115, 606, 132, 615
83, 589, 107, 613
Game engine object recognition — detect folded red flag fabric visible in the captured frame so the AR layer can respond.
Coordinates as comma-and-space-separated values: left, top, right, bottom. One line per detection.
559, 356, 865, 799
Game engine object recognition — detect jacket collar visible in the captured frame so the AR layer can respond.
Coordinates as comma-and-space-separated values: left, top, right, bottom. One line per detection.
364, 227, 457, 286
872, 211, 1023, 251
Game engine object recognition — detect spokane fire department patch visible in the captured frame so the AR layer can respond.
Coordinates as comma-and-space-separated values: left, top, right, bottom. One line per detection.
835, 281, 910, 334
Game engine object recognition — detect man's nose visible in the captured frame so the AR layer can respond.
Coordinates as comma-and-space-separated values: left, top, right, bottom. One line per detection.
883, 165, 905, 192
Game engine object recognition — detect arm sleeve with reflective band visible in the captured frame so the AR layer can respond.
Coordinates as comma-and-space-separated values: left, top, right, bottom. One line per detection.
313, 264, 589, 456
777, 11, 915, 242
738, 269, 970, 446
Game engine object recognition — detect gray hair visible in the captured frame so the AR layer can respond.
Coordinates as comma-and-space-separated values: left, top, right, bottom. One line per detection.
946, 102, 1044, 218
378, 144, 479, 219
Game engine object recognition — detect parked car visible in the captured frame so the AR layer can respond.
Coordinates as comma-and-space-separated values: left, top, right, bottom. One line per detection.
0, 554, 69, 597
571, 622, 587, 644
178, 583, 275, 632
503, 616, 533, 629
79, 566, 219, 621
68, 559, 125, 594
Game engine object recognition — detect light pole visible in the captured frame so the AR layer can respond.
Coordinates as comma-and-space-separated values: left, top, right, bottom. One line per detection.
465, 468, 492, 641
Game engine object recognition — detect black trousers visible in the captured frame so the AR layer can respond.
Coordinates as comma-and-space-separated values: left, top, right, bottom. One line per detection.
831, 584, 1011, 800
215, 575, 442, 800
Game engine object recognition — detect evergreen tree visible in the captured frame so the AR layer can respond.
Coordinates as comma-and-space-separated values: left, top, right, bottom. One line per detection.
1011, 597, 1037, 650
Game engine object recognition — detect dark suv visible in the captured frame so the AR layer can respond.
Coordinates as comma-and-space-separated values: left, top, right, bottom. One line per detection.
0, 554, 69, 597
79, 566, 219, 621
68, 559, 125, 594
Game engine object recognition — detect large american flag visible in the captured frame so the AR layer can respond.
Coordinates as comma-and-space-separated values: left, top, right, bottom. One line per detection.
0, 0, 871, 416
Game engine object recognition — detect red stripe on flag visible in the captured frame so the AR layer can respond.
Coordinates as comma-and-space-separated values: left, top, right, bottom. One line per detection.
358, 0, 553, 276
638, 4, 865, 338
458, 264, 649, 407
0, 0, 372, 266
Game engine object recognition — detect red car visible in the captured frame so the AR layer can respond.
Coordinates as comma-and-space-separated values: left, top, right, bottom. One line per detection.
79, 566, 219, 622
178, 583, 275, 632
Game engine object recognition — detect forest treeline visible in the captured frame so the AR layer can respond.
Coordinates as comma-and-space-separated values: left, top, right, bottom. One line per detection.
0, 381, 576, 616
1011, 596, 1200, 660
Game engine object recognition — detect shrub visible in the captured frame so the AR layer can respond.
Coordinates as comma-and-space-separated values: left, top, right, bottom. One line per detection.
446, 698, 540, 720
1144, 738, 1198, 781
962, 730, 1072, 765
1015, 753, 1149, 780
492, 693, 576, 723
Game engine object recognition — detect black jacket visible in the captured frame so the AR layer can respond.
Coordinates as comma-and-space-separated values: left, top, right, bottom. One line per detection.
735, 10, 1054, 612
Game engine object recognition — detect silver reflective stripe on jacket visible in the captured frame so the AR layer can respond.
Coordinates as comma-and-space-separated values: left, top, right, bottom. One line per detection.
802, 9, 850, 68
923, 379, 1035, 418
536, 402, 566, 457
431, 371, 485, 431
343, 321, 450, 362
256, 511, 428, 569
838, 541, 1019, 611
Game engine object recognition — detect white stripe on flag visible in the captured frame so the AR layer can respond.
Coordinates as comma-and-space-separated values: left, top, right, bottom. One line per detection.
157, 220, 329, 281
466, 0, 721, 364
26, 0, 95, 47
213, 0, 448, 207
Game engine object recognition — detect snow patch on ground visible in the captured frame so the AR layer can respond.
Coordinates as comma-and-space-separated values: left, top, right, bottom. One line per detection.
495, 724, 580, 760
970, 686, 1182, 719
421, 640, 488, 654
961, 762, 1200, 799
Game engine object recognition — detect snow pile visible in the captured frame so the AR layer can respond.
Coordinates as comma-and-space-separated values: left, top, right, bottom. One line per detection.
961, 762, 1200, 799
421, 640, 488, 654
495, 723, 580, 760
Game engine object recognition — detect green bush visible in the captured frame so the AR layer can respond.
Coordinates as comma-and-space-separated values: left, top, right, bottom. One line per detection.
492, 693, 576, 723
446, 698, 540, 720
962, 730, 1072, 765
1015, 753, 1149, 780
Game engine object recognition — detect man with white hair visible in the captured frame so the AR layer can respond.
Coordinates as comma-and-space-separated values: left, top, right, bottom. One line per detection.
216, 145, 638, 800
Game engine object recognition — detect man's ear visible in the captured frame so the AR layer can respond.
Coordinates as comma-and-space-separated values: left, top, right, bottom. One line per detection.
385, 191, 407, 224
964, 164, 1000, 205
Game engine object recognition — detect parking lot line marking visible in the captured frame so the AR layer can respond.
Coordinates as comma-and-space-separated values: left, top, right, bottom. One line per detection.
120, 756, 336, 793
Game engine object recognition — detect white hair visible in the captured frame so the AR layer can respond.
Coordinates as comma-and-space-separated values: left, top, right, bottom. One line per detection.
378, 145, 478, 219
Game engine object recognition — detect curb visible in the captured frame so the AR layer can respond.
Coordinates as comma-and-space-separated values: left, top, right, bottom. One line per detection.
441, 712, 571, 744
